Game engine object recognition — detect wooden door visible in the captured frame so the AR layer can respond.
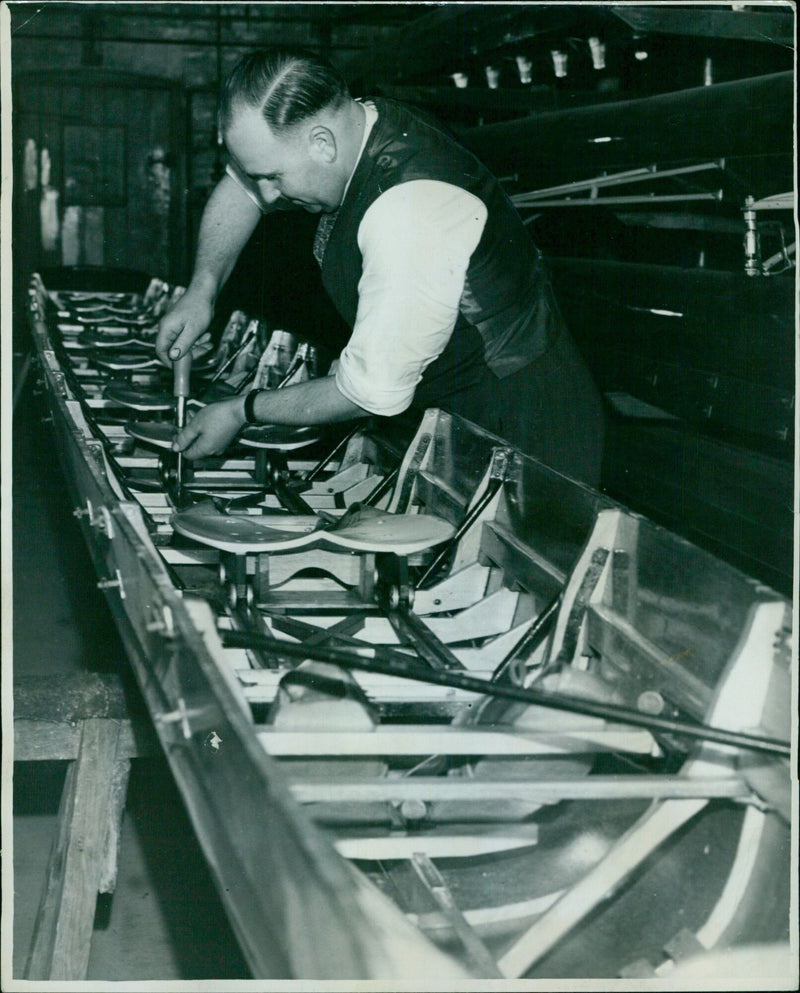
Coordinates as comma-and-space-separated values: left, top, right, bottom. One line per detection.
12, 69, 187, 284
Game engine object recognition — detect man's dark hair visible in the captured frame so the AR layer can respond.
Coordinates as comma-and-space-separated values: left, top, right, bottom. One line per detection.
218, 48, 350, 134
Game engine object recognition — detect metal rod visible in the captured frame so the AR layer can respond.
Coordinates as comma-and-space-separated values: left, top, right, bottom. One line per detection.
275, 348, 308, 389
520, 193, 722, 212
417, 477, 503, 589
269, 467, 318, 516
220, 629, 791, 757
303, 424, 362, 484
384, 606, 465, 671
763, 241, 796, 272
491, 590, 562, 684
364, 466, 399, 507
205, 320, 258, 387
513, 160, 723, 202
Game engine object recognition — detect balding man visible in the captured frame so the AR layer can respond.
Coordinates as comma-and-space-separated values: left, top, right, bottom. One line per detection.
160, 48, 604, 484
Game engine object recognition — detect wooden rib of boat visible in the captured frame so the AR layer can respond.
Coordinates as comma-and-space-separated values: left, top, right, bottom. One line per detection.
22, 268, 794, 982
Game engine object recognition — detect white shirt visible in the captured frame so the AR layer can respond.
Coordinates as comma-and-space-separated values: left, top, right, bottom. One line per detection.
227, 105, 488, 416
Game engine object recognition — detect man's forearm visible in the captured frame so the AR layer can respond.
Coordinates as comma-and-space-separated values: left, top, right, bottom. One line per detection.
173, 376, 369, 460
249, 376, 369, 425
191, 173, 263, 299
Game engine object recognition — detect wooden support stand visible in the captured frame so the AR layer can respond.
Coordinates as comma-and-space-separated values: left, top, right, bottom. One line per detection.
14, 672, 158, 981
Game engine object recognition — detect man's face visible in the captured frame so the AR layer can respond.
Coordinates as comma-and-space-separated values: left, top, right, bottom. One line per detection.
225, 105, 342, 213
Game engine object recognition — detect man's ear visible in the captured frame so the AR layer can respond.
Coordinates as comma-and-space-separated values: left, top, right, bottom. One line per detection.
308, 125, 337, 164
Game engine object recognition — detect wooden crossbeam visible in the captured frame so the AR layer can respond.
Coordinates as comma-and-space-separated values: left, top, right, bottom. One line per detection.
24, 720, 122, 980
15, 673, 158, 981
257, 724, 656, 757
290, 775, 748, 805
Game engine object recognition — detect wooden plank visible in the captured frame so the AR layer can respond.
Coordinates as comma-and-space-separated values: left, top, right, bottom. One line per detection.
463, 72, 794, 185
411, 853, 502, 977
424, 588, 519, 643
497, 799, 709, 979
160, 546, 219, 565
257, 724, 655, 757
14, 672, 135, 722
290, 775, 748, 805
98, 759, 132, 894
25, 719, 122, 981
244, 677, 486, 706
14, 718, 157, 762
334, 829, 539, 862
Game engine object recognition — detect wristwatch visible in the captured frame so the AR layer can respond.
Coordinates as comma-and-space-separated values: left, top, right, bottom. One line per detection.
243, 389, 263, 425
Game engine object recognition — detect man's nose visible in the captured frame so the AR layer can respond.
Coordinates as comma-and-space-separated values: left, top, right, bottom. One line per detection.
258, 181, 282, 204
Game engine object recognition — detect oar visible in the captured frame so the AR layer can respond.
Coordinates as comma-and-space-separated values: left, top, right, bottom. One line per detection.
220, 629, 790, 758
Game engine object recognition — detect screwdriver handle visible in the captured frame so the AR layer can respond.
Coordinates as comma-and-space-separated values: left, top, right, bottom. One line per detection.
173, 352, 192, 399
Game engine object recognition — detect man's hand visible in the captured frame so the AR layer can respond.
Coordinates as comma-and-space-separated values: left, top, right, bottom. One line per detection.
156, 284, 215, 366
172, 396, 246, 460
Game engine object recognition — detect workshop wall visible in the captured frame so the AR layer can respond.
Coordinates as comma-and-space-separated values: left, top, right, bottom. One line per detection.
8, 2, 796, 592
9, 4, 397, 280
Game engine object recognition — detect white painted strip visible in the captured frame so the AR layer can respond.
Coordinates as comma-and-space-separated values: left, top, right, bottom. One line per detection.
695, 805, 767, 950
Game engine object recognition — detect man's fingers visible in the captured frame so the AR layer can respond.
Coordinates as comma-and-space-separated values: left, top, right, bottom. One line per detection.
156, 320, 182, 365
172, 418, 199, 453
181, 437, 208, 460
157, 315, 201, 363
168, 326, 198, 362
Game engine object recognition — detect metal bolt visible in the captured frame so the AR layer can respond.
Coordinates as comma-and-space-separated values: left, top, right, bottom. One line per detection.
97, 569, 125, 599
638, 690, 665, 716
145, 605, 174, 636
92, 506, 115, 538
73, 500, 94, 521
400, 799, 428, 823
156, 697, 193, 740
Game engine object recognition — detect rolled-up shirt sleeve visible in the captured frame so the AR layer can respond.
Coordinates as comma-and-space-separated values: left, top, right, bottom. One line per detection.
335, 180, 487, 416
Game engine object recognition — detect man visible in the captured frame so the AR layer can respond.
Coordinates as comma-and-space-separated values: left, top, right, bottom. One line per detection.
159, 48, 604, 484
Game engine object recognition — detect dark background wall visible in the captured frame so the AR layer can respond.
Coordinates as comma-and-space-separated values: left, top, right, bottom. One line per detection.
7, 1, 796, 592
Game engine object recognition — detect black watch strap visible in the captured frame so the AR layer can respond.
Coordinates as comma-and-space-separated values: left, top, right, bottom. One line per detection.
243, 389, 262, 425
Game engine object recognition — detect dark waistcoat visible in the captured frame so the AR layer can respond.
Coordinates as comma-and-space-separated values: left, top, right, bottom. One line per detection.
318, 98, 566, 392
